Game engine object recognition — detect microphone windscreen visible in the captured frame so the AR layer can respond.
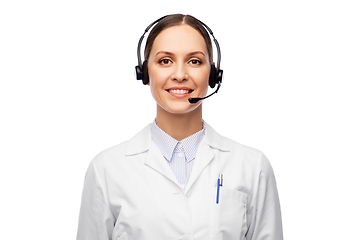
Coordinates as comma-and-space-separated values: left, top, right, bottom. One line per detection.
188, 98, 200, 104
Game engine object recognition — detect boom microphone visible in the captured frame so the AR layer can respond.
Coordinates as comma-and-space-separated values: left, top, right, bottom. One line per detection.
188, 81, 221, 104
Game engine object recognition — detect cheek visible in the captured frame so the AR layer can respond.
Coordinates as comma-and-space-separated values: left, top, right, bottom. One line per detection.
148, 65, 168, 85
148, 68, 166, 99
149, 78, 161, 99
192, 69, 210, 91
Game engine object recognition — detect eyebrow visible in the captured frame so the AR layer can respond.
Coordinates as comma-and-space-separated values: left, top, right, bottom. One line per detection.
155, 51, 205, 57
188, 51, 205, 57
155, 51, 174, 56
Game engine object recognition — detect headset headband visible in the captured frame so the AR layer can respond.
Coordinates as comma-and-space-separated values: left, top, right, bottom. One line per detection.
136, 15, 221, 74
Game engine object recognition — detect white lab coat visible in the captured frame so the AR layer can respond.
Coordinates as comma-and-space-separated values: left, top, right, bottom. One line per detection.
77, 123, 283, 240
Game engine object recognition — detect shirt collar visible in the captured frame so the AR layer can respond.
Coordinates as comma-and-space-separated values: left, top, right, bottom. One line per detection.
151, 120, 205, 162
125, 122, 230, 157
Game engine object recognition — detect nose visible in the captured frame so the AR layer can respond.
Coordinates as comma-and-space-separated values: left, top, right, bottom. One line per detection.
172, 63, 188, 82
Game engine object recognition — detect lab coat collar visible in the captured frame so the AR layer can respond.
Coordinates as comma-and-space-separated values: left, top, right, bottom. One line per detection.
203, 122, 230, 152
125, 124, 152, 156
125, 122, 230, 156
125, 122, 230, 192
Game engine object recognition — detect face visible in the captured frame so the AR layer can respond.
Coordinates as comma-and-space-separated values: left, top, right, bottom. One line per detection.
147, 24, 211, 115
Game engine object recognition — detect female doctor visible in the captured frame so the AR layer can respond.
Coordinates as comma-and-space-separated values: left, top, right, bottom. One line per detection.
77, 14, 283, 240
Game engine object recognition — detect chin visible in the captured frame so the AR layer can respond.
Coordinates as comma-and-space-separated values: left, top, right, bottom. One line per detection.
160, 101, 201, 115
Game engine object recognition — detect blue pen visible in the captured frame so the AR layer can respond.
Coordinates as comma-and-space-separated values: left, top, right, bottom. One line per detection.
216, 174, 223, 204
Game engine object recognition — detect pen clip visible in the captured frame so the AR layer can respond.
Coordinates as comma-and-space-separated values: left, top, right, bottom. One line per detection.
216, 174, 223, 204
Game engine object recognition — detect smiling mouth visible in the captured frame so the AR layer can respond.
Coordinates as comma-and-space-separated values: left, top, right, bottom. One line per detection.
167, 89, 194, 94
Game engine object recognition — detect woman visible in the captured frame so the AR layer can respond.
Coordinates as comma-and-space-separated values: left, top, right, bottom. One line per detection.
77, 14, 283, 240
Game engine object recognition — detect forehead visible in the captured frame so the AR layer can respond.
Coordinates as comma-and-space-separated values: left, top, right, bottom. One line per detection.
150, 24, 208, 56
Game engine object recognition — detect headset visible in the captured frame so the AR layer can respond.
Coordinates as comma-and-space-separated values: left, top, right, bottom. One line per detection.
135, 15, 223, 104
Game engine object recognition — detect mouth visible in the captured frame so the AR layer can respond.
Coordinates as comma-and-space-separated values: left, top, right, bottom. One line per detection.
166, 87, 194, 98
167, 89, 193, 94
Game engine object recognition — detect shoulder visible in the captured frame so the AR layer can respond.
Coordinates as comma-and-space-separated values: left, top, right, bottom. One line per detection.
225, 136, 272, 173
205, 122, 272, 174
90, 124, 151, 172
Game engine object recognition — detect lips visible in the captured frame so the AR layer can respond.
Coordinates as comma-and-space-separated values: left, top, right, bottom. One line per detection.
166, 87, 194, 98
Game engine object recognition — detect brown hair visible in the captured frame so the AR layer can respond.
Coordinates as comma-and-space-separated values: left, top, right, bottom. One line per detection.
144, 14, 213, 63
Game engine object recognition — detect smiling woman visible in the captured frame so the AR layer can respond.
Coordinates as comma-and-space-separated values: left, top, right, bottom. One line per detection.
147, 24, 211, 131
77, 14, 283, 240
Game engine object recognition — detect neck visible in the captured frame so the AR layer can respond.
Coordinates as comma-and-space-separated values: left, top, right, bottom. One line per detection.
155, 104, 203, 141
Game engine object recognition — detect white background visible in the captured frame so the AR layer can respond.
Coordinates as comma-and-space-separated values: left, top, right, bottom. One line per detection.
1, 0, 359, 239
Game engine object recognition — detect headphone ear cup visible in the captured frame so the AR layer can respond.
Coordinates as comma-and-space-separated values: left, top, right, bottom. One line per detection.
209, 64, 217, 88
135, 65, 143, 80
142, 60, 149, 85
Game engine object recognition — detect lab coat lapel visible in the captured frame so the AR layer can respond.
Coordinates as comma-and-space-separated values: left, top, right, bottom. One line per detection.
186, 138, 214, 192
144, 141, 180, 187
186, 122, 230, 192
126, 124, 179, 187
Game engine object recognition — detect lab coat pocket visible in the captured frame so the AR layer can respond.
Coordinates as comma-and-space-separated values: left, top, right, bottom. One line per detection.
116, 232, 128, 240
211, 187, 248, 240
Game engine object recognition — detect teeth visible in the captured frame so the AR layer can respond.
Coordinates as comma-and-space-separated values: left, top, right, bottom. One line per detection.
169, 89, 191, 94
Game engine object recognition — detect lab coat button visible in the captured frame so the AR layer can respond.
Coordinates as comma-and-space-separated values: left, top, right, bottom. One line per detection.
186, 191, 192, 197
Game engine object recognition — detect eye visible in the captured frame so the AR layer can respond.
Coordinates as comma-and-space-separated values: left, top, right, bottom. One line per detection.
189, 59, 202, 65
158, 58, 172, 65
